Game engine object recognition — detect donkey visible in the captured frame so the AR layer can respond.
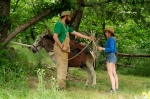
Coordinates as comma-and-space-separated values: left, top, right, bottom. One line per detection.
31, 33, 96, 86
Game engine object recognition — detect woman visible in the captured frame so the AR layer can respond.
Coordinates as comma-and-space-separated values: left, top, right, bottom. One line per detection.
98, 27, 119, 93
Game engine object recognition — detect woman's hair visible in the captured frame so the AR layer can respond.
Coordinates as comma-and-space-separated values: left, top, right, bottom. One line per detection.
108, 31, 115, 37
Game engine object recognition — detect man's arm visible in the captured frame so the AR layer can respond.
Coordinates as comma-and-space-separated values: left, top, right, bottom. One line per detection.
53, 33, 63, 48
53, 33, 68, 51
71, 31, 93, 40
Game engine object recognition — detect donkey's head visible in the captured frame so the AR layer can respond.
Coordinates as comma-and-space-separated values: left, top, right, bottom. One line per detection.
32, 34, 54, 53
32, 34, 47, 53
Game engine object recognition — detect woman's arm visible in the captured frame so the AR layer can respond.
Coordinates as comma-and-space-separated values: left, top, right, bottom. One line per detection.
105, 38, 115, 53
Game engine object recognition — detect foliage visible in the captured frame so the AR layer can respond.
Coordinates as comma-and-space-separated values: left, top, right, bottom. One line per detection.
0, 15, 10, 25
119, 58, 150, 77
9, 0, 76, 43
0, 47, 27, 89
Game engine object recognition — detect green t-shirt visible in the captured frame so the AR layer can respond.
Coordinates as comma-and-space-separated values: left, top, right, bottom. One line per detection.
54, 22, 74, 43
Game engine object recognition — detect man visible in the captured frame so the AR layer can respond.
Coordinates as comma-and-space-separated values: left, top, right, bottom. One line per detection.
53, 11, 93, 89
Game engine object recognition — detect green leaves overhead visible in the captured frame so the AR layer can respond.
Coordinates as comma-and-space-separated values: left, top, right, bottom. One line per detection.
33, 0, 76, 18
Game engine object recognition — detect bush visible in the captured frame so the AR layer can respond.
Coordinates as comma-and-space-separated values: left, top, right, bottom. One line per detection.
0, 47, 27, 89
119, 58, 150, 77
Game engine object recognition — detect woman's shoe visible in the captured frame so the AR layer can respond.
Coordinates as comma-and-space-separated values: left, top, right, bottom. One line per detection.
106, 88, 116, 93
115, 89, 119, 93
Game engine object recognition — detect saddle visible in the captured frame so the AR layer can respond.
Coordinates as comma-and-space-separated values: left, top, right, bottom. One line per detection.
68, 40, 87, 67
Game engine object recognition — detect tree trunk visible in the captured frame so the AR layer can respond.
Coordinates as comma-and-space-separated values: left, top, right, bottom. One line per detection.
0, 0, 10, 41
73, 9, 84, 31
1, 8, 51, 47
70, 0, 84, 40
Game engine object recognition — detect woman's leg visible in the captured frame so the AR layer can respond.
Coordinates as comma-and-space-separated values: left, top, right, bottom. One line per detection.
106, 62, 115, 90
112, 63, 118, 89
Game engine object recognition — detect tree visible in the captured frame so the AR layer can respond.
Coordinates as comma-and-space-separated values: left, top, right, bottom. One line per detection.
0, 0, 11, 41
0, 0, 75, 48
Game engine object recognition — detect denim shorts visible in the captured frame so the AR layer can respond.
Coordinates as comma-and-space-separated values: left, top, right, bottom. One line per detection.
106, 53, 117, 64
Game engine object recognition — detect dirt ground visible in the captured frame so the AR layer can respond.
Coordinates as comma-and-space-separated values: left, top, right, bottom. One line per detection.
27, 67, 86, 89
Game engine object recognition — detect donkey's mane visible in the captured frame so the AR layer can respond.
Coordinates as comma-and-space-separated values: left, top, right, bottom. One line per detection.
43, 34, 54, 42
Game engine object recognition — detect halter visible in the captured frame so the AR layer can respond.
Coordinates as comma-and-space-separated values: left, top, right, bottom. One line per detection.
32, 35, 44, 52
32, 45, 40, 52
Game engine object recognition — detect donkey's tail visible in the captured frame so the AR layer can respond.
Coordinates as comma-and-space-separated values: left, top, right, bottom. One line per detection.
90, 51, 97, 70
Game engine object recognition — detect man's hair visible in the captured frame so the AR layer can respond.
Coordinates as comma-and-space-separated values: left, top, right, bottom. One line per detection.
60, 15, 65, 19
60, 15, 70, 19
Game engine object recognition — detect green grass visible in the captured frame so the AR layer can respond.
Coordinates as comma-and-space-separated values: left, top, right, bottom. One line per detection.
66, 69, 150, 99
0, 44, 150, 99
0, 69, 149, 99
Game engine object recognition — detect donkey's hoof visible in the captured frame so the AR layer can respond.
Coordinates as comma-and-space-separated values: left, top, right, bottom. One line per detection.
92, 83, 96, 87
92, 84, 96, 88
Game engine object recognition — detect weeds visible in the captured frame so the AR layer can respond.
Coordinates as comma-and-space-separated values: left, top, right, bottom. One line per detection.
37, 69, 46, 91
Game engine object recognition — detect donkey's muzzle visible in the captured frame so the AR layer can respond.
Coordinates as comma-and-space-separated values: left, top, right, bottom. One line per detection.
31, 47, 37, 53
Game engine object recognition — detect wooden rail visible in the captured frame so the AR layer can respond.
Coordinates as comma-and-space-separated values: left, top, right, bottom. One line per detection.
10, 42, 32, 48
117, 53, 150, 57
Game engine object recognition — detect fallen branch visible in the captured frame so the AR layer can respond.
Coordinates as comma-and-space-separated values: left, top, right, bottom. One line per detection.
10, 41, 32, 48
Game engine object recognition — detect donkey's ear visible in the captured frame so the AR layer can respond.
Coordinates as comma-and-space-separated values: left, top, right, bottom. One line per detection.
40, 34, 45, 38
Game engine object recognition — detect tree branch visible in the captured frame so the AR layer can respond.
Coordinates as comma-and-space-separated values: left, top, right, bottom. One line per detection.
1, 8, 51, 47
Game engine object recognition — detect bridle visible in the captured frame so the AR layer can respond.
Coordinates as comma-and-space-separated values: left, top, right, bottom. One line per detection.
32, 45, 40, 52
32, 35, 44, 52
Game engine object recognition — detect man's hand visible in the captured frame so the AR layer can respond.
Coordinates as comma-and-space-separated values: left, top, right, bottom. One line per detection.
71, 31, 95, 40
88, 36, 94, 41
98, 47, 105, 51
61, 45, 69, 52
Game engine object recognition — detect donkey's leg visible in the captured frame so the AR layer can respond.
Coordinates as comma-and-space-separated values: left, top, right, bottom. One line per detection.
82, 65, 92, 86
49, 52, 57, 64
85, 54, 96, 86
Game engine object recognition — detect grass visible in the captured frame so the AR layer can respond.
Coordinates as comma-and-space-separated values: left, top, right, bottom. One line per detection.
66, 69, 150, 99
1, 69, 149, 99
0, 44, 150, 99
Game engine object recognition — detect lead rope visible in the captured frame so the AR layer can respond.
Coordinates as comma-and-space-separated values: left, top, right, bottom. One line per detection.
68, 40, 92, 60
